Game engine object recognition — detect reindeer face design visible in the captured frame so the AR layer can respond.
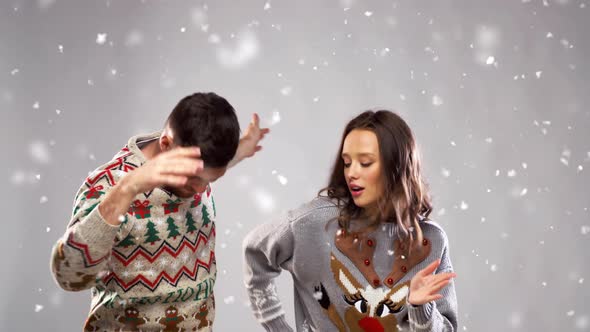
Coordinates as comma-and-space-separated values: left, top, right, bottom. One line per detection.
329, 254, 409, 332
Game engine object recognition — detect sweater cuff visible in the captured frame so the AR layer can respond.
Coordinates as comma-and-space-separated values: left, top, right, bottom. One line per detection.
261, 315, 293, 332
408, 300, 435, 326
70, 203, 120, 254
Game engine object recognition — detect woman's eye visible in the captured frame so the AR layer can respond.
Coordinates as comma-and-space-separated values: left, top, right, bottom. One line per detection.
361, 163, 373, 167
343, 163, 351, 168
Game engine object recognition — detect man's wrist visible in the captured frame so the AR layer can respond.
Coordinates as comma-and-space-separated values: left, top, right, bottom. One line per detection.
117, 176, 140, 198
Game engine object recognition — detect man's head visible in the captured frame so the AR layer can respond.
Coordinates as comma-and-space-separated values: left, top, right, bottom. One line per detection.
159, 92, 240, 197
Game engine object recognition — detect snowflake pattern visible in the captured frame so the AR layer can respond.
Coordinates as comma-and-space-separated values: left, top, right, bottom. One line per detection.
250, 283, 280, 308
159, 258, 169, 267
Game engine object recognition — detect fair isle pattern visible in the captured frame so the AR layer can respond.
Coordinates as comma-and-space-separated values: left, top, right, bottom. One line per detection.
84, 147, 138, 190
52, 132, 218, 331
65, 160, 217, 293
104, 227, 216, 292
69, 146, 142, 230
66, 145, 146, 267
66, 232, 111, 268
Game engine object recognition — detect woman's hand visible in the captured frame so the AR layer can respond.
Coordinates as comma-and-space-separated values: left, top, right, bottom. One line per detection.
408, 259, 456, 306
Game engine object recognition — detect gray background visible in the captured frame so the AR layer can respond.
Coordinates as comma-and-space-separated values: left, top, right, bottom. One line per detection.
1, 0, 589, 331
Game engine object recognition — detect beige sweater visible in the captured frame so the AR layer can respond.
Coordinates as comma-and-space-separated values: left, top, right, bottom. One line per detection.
50, 132, 217, 332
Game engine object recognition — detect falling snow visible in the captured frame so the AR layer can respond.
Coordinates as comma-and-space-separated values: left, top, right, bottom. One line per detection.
432, 94, 444, 106
6, 2, 589, 331
96, 33, 107, 45
216, 30, 259, 69
460, 201, 469, 210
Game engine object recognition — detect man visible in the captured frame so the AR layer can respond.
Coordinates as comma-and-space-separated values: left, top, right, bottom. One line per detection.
50, 92, 268, 331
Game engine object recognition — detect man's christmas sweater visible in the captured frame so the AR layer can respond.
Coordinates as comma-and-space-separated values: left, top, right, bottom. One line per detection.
50, 132, 217, 332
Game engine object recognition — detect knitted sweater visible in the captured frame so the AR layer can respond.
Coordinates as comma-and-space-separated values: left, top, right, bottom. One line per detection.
50, 132, 217, 332
243, 197, 458, 332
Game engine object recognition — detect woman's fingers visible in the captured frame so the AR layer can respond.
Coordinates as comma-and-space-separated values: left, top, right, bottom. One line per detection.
418, 259, 441, 277
426, 272, 456, 285
430, 278, 452, 293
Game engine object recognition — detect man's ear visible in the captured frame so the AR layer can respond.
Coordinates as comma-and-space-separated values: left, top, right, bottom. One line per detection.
159, 132, 173, 151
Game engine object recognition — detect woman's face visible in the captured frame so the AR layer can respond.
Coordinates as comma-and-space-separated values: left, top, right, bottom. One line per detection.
342, 129, 384, 212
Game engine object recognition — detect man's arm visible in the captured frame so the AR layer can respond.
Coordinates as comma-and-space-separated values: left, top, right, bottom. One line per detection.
50, 147, 204, 291
228, 113, 270, 168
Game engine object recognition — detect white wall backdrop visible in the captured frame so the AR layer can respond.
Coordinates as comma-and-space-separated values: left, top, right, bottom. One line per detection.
1, 0, 589, 331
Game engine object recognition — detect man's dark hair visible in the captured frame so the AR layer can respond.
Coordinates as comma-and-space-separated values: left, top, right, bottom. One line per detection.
166, 92, 240, 168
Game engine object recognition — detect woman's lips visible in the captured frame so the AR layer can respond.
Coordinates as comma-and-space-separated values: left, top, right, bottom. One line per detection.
349, 185, 365, 197
351, 189, 364, 197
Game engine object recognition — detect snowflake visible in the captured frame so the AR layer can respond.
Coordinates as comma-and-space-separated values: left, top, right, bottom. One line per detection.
277, 175, 288, 185
125, 30, 144, 47
280, 86, 292, 96
251, 283, 279, 308
432, 94, 444, 106
96, 33, 107, 45
460, 201, 469, 210
159, 258, 169, 267
216, 30, 259, 69
30, 141, 51, 163
181, 252, 190, 262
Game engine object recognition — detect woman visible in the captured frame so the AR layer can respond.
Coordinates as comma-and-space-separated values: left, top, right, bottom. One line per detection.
243, 110, 458, 332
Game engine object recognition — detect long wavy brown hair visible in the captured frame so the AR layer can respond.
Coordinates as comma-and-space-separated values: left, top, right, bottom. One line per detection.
319, 110, 432, 241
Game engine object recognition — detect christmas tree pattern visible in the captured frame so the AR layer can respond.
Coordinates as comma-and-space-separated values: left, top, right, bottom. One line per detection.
144, 220, 161, 245
185, 211, 198, 234
202, 204, 211, 228
83, 202, 99, 217
166, 216, 181, 240
211, 196, 216, 217
120, 214, 129, 226
117, 234, 135, 248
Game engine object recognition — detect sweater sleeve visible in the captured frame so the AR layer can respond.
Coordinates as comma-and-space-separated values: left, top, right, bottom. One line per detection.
407, 239, 458, 331
242, 216, 296, 332
50, 171, 128, 292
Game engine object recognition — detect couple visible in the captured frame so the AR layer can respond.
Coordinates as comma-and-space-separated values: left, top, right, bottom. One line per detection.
50, 92, 457, 331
